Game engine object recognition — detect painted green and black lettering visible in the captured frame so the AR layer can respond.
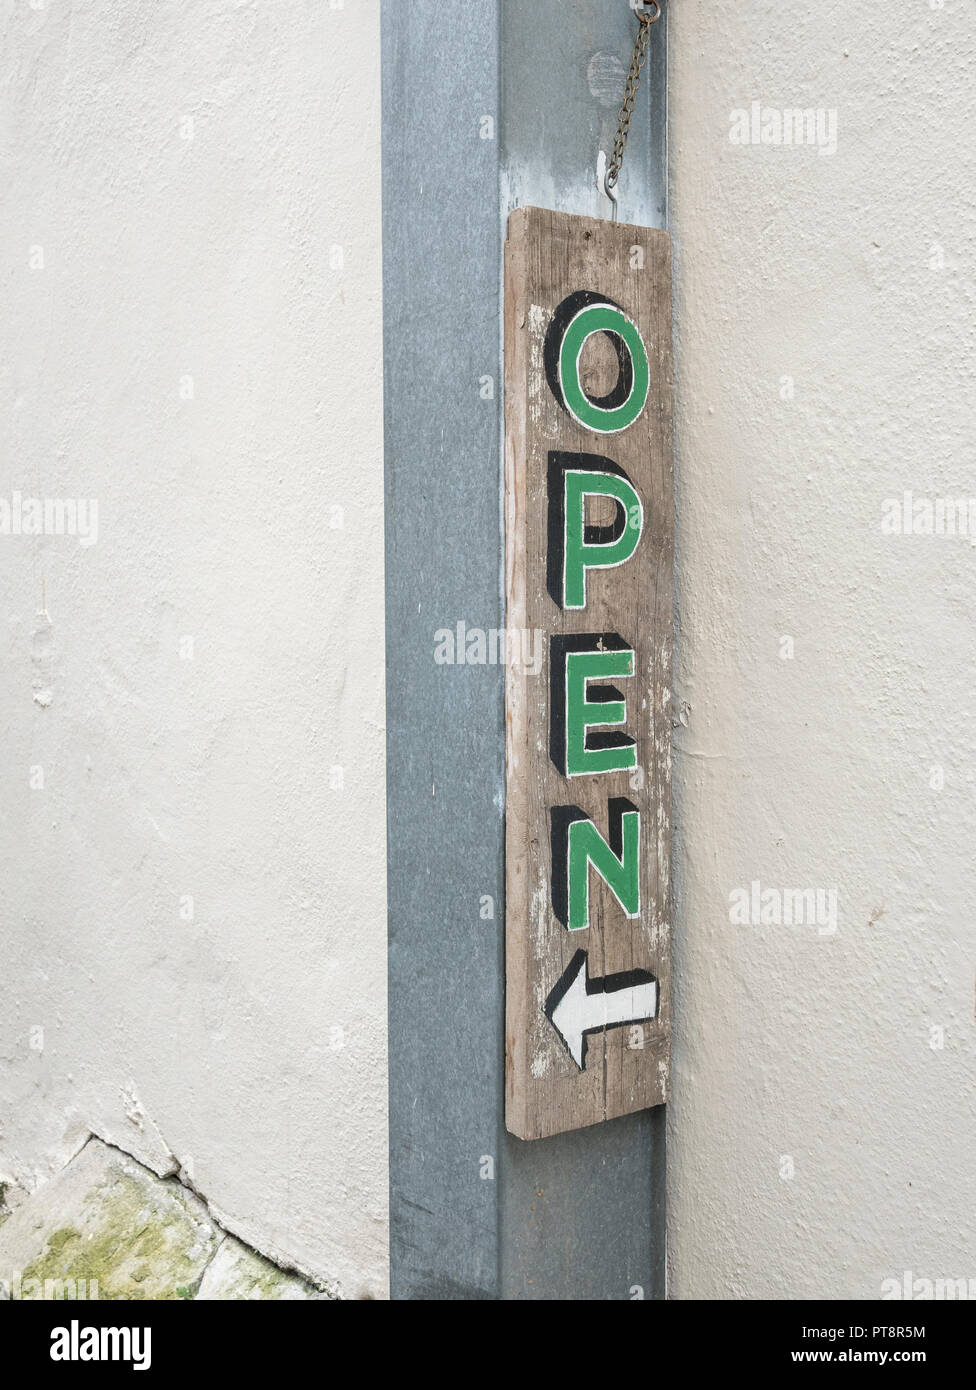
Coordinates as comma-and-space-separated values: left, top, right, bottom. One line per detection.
551, 798, 641, 930
544, 290, 650, 435
549, 634, 637, 777
546, 452, 643, 611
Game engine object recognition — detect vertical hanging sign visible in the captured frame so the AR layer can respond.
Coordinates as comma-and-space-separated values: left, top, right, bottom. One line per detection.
505, 206, 673, 1141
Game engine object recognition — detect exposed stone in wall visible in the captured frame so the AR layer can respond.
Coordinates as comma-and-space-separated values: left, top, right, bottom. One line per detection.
0, 1139, 336, 1301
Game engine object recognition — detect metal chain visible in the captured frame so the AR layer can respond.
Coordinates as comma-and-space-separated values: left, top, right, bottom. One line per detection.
605, 2, 660, 195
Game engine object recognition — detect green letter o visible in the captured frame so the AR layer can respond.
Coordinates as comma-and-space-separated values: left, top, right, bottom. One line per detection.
557, 302, 650, 435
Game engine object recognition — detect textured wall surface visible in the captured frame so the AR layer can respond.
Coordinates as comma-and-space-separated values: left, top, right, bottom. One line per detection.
0, 0, 388, 1298
668, 2, 976, 1298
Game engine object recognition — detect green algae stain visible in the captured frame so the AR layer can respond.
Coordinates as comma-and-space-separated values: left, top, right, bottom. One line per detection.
17, 1168, 218, 1301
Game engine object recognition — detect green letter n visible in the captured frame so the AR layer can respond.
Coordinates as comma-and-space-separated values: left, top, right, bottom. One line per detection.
551, 800, 641, 931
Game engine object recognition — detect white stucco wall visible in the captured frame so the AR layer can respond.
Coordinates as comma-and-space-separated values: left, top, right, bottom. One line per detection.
0, 0, 388, 1298
668, 1, 976, 1298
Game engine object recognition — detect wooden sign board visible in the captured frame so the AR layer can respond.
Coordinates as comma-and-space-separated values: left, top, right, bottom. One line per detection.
504, 206, 673, 1142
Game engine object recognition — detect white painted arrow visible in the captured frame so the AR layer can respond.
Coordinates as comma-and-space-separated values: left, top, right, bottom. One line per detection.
548, 950, 658, 1070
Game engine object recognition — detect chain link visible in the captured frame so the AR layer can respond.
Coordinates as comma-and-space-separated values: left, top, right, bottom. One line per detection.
605, 3, 660, 193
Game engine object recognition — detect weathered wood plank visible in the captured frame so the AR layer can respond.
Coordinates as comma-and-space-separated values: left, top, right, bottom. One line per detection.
504, 206, 673, 1141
